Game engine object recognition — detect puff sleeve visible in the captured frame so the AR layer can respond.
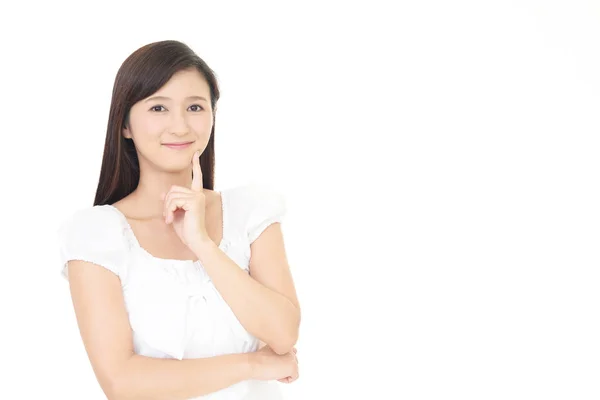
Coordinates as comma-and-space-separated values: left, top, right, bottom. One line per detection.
245, 185, 287, 244
57, 206, 128, 281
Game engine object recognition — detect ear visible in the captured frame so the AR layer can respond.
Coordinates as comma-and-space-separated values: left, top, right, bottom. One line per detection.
122, 125, 132, 139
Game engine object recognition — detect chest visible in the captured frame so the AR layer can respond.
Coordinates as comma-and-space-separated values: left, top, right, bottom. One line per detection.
121, 246, 258, 361
132, 224, 197, 260
128, 204, 223, 261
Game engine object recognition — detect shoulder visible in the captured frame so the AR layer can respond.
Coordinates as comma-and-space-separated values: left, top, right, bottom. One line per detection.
222, 184, 287, 243
58, 205, 122, 235
57, 205, 129, 279
57, 205, 127, 250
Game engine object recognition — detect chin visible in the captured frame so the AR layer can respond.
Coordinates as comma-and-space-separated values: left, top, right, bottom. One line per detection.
159, 158, 192, 171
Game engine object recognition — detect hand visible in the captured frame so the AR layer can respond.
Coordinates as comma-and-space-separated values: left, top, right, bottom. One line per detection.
250, 345, 299, 383
160, 151, 210, 248
277, 348, 299, 384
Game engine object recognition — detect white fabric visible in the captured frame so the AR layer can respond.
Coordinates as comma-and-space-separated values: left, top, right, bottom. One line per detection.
57, 184, 287, 400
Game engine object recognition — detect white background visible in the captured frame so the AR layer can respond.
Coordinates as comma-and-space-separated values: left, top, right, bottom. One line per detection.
1, 1, 598, 399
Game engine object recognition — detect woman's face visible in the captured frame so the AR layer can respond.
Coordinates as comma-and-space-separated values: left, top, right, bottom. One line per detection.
123, 68, 213, 172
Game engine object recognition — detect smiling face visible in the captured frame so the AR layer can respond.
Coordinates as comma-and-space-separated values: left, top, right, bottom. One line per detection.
123, 68, 214, 172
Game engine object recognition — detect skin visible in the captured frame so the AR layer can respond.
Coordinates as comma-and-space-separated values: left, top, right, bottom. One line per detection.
66, 68, 300, 399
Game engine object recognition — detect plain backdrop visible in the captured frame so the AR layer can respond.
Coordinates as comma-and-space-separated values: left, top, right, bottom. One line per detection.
0, 1, 599, 399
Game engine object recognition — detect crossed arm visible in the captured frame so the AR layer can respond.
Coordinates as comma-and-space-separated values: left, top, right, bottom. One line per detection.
67, 222, 300, 400
191, 222, 301, 355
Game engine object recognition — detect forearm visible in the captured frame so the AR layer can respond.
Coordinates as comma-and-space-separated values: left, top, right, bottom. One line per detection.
192, 240, 300, 354
110, 353, 252, 400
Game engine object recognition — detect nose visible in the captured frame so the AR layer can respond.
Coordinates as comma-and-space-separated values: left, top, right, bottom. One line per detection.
170, 109, 189, 135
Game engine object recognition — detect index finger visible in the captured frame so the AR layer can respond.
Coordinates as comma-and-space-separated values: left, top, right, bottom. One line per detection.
191, 151, 202, 191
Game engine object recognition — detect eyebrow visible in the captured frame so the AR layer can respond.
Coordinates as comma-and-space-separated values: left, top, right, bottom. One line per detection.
144, 95, 208, 103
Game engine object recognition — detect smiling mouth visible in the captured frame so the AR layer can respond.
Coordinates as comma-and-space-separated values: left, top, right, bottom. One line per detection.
162, 141, 194, 149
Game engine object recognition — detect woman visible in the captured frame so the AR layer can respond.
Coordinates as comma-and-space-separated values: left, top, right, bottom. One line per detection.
57, 40, 301, 400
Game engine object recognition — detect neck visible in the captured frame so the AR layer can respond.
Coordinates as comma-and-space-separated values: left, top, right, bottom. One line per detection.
129, 164, 194, 218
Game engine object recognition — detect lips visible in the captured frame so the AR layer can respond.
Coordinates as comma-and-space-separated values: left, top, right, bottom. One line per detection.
163, 141, 193, 149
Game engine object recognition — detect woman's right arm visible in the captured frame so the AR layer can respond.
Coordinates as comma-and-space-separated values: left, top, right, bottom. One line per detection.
66, 260, 293, 400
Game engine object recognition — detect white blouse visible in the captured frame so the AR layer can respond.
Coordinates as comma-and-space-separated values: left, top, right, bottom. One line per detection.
57, 184, 288, 400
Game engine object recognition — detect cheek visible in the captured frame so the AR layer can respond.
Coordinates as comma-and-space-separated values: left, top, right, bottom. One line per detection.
192, 114, 214, 134
135, 117, 164, 139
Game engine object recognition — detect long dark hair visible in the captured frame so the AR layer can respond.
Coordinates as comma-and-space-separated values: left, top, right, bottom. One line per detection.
93, 40, 220, 206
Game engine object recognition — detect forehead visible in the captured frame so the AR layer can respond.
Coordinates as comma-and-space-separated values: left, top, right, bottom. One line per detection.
152, 68, 210, 97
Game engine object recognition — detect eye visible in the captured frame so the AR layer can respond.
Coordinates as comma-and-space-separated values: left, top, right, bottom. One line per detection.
150, 105, 166, 112
188, 104, 204, 112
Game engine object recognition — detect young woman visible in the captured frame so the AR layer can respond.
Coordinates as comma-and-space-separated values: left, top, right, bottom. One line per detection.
57, 40, 301, 400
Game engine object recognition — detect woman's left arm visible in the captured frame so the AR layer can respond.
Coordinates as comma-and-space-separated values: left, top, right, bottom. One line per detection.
191, 223, 300, 355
